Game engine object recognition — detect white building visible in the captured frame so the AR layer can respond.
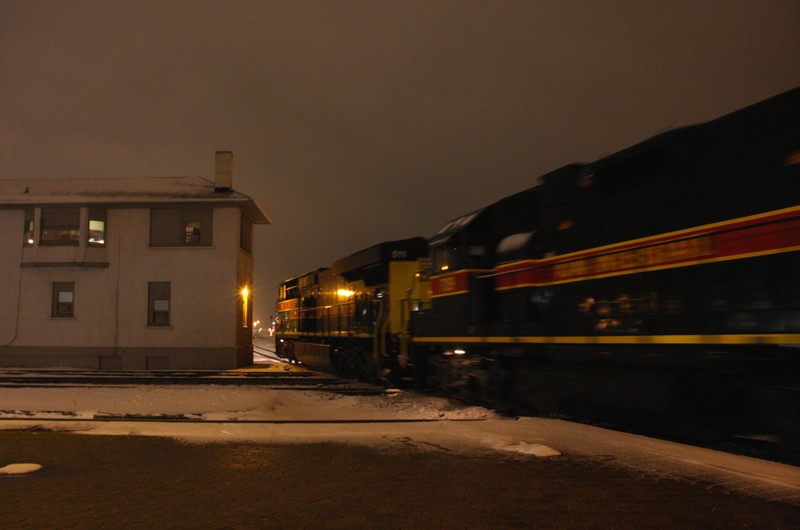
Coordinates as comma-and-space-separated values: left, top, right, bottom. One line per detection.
0, 152, 270, 370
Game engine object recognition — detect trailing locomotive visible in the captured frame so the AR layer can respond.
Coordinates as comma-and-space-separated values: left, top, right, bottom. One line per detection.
275, 237, 430, 381
276, 88, 800, 449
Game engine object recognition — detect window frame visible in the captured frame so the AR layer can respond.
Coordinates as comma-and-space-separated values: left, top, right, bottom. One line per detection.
40, 207, 80, 246
149, 207, 213, 247
87, 207, 107, 247
147, 281, 172, 327
23, 208, 35, 247
52, 282, 75, 318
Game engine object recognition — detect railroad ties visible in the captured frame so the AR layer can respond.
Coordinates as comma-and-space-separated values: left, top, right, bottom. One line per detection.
0, 367, 384, 395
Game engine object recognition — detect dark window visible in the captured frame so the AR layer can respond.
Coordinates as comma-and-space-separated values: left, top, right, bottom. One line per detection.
240, 214, 253, 253
52, 282, 75, 318
88, 207, 107, 247
41, 207, 80, 246
150, 208, 213, 247
148, 282, 171, 326
23, 208, 35, 247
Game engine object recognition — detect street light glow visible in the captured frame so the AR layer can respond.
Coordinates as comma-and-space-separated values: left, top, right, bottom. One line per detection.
241, 286, 250, 328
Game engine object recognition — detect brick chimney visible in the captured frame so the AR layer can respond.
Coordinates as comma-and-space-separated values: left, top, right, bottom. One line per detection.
214, 151, 233, 192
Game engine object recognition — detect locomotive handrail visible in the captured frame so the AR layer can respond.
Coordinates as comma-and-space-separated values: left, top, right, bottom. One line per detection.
375, 298, 389, 371
476, 265, 543, 279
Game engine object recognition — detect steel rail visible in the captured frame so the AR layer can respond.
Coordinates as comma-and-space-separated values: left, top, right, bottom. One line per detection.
0, 415, 486, 424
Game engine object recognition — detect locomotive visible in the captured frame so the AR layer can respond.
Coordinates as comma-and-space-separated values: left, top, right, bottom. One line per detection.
276, 88, 800, 446
275, 237, 430, 380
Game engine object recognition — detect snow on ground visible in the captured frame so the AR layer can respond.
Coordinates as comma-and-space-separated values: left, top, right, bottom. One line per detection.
1, 338, 798, 501
0, 463, 43, 475
1, 382, 800, 503
0, 385, 497, 423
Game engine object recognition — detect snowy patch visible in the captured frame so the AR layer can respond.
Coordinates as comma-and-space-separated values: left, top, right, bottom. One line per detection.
499, 441, 562, 457
0, 463, 43, 475
1, 384, 799, 501
0, 387, 498, 423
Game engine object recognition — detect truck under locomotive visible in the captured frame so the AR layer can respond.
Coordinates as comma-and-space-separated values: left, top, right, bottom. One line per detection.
275, 237, 430, 381
276, 88, 800, 451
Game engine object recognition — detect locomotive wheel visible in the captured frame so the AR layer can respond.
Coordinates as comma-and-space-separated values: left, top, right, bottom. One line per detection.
331, 346, 361, 379
277, 340, 295, 362
329, 345, 359, 379
355, 346, 377, 383
329, 343, 377, 382
330, 346, 345, 374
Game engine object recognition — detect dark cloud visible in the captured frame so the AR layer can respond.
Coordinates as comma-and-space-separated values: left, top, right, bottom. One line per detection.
2, 0, 799, 318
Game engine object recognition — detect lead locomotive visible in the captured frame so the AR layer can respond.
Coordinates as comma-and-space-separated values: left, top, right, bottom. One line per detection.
276, 88, 800, 449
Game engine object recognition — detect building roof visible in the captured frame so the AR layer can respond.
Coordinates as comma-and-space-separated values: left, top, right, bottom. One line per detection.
0, 176, 270, 224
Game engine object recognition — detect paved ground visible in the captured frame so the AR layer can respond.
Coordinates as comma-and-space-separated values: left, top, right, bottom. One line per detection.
2, 430, 799, 529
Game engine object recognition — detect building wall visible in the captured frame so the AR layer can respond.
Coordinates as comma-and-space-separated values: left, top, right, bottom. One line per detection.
0, 210, 24, 346
0, 205, 252, 370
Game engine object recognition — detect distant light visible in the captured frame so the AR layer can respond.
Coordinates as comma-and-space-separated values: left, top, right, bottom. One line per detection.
441, 265, 449, 271
454, 349, 466, 355
241, 287, 249, 298
337, 289, 355, 298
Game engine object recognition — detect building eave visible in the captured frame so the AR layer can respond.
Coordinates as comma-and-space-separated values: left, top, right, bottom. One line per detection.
0, 176, 271, 223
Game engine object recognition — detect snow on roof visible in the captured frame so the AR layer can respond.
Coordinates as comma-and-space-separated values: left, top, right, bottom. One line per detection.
0, 176, 270, 223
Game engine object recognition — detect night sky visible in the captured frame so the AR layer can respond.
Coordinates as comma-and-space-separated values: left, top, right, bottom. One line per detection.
2, 1, 799, 321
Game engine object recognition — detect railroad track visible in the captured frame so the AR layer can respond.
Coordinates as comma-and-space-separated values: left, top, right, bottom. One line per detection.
1, 414, 479, 424
0, 368, 385, 395
0, 367, 485, 426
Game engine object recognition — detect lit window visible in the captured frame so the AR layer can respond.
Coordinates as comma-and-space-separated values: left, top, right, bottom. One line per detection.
52, 282, 75, 318
148, 282, 171, 326
88, 208, 106, 247
23, 208, 34, 247
40, 207, 80, 246
184, 221, 201, 245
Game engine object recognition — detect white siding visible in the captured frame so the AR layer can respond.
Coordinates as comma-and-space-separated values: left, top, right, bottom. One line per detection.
0, 210, 24, 345
0, 205, 253, 369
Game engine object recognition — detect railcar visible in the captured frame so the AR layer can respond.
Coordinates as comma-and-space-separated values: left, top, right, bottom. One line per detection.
276, 87, 800, 449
